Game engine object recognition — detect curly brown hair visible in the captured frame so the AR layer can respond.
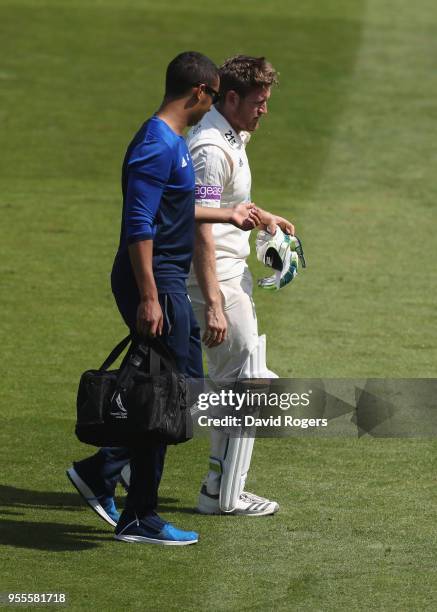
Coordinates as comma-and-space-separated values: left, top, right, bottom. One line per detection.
219, 55, 278, 98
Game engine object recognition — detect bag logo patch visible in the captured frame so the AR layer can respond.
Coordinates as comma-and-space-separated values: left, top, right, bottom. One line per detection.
110, 392, 128, 419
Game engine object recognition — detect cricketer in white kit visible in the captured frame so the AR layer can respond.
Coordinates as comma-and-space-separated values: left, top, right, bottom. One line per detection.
187, 55, 295, 516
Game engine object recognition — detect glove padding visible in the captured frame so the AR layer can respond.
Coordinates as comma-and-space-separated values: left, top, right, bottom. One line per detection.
256, 228, 306, 290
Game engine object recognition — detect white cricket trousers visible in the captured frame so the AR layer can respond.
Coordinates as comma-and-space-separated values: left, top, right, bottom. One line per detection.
188, 267, 259, 380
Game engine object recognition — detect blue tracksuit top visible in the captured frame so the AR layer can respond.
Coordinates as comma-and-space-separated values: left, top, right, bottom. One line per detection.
111, 116, 195, 296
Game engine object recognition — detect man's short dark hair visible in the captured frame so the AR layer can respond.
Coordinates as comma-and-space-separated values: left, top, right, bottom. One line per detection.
165, 51, 218, 98
219, 55, 278, 98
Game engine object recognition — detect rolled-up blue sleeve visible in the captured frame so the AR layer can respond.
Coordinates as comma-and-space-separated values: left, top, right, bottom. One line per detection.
125, 139, 173, 244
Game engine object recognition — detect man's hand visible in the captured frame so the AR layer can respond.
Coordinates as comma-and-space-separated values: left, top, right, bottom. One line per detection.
230, 203, 261, 231
273, 214, 295, 236
255, 208, 295, 236
202, 301, 227, 348
136, 297, 163, 337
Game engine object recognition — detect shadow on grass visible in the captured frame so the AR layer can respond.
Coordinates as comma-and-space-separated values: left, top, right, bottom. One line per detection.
0, 485, 196, 519
0, 518, 110, 551
0, 485, 180, 511
0, 485, 197, 551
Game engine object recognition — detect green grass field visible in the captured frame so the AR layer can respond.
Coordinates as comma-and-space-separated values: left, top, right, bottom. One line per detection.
1, 0, 437, 610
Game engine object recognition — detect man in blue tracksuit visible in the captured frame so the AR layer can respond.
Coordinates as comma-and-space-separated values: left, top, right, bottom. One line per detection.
67, 51, 259, 545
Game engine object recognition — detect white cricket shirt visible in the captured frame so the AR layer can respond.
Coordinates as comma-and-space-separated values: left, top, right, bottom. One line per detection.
186, 106, 252, 282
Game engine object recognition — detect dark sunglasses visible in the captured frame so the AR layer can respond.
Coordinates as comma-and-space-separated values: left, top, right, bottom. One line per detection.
192, 82, 220, 104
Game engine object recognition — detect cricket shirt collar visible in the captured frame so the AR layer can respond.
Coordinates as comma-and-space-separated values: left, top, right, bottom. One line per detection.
208, 106, 251, 151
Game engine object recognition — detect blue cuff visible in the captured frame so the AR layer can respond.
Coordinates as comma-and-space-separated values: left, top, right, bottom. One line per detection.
127, 230, 155, 244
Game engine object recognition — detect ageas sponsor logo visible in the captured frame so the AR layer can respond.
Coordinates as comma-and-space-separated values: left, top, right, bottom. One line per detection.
195, 184, 223, 201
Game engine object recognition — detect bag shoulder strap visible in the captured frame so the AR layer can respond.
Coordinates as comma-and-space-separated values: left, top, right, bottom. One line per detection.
99, 335, 131, 371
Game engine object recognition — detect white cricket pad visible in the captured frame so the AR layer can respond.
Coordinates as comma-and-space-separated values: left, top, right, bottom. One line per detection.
219, 335, 277, 512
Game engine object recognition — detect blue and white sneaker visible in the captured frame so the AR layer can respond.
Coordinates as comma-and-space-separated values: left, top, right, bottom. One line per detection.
115, 512, 198, 546
66, 466, 120, 527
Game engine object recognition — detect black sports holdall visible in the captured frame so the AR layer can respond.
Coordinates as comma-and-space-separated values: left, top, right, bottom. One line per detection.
75, 335, 192, 447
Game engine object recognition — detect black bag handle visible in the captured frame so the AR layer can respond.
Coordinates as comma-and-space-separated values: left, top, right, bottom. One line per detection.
147, 337, 180, 373
99, 334, 180, 375
99, 335, 131, 371
113, 337, 181, 395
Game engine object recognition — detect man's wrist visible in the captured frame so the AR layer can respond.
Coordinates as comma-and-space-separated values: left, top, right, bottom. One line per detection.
139, 291, 159, 303
205, 297, 222, 308
225, 209, 235, 224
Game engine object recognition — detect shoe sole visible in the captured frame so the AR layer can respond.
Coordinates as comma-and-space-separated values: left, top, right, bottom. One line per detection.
227, 504, 279, 517
114, 534, 198, 546
66, 467, 117, 527
197, 493, 279, 516
197, 506, 278, 516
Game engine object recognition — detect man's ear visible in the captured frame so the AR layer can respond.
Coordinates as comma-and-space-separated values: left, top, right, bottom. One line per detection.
185, 85, 202, 109
225, 90, 240, 109
193, 84, 203, 102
